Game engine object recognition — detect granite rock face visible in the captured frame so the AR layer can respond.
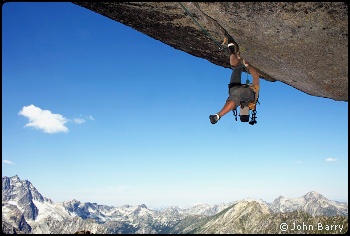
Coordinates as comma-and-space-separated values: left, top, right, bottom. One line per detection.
73, 2, 348, 101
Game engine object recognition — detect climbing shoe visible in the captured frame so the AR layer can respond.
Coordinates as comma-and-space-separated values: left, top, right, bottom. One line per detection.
228, 42, 240, 56
209, 114, 220, 124
225, 33, 240, 55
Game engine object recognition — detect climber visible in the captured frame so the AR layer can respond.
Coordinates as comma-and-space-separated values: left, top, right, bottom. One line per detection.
209, 38, 260, 124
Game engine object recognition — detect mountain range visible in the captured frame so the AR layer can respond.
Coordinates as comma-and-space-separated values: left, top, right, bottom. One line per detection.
2, 175, 348, 234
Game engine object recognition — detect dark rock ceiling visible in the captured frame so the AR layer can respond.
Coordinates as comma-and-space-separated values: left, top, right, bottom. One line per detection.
73, 2, 348, 102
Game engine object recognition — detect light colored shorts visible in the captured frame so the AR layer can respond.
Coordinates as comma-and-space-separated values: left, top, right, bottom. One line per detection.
227, 86, 255, 107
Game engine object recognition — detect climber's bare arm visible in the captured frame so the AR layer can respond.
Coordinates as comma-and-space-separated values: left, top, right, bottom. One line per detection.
246, 64, 260, 86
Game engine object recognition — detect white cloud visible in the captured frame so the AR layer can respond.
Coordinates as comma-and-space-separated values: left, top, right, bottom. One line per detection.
73, 118, 86, 124
3, 160, 15, 165
18, 104, 68, 134
87, 115, 94, 121
325, 157, 337, 162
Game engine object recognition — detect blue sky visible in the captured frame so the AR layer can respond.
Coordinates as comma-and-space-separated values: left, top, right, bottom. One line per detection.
2, 2, 348, 208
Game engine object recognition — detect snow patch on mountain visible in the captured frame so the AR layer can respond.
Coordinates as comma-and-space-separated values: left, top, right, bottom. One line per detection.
32, 200, 76, 222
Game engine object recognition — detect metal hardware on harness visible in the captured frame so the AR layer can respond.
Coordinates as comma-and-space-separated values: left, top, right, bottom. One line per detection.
232, 109, 238, 121
249, 110, 257, 125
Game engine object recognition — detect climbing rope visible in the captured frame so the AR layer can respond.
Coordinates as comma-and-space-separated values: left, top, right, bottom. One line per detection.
178, 2, 252, 76
177, 2, 230, 55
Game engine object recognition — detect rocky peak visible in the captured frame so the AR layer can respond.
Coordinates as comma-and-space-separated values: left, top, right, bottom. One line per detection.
2, 175, 44, 202
232, 200, 271, 215
303, 191, 323, 200
269, 191, 348, 217
12, 175, 21, 182
2, 176, 42, 220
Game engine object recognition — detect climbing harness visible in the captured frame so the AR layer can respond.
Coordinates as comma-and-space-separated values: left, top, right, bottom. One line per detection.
232, 94, 260, 125
231, 73, 260, 125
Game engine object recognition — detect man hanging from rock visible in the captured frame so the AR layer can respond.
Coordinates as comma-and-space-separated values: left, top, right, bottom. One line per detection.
209, 36, 260, 124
